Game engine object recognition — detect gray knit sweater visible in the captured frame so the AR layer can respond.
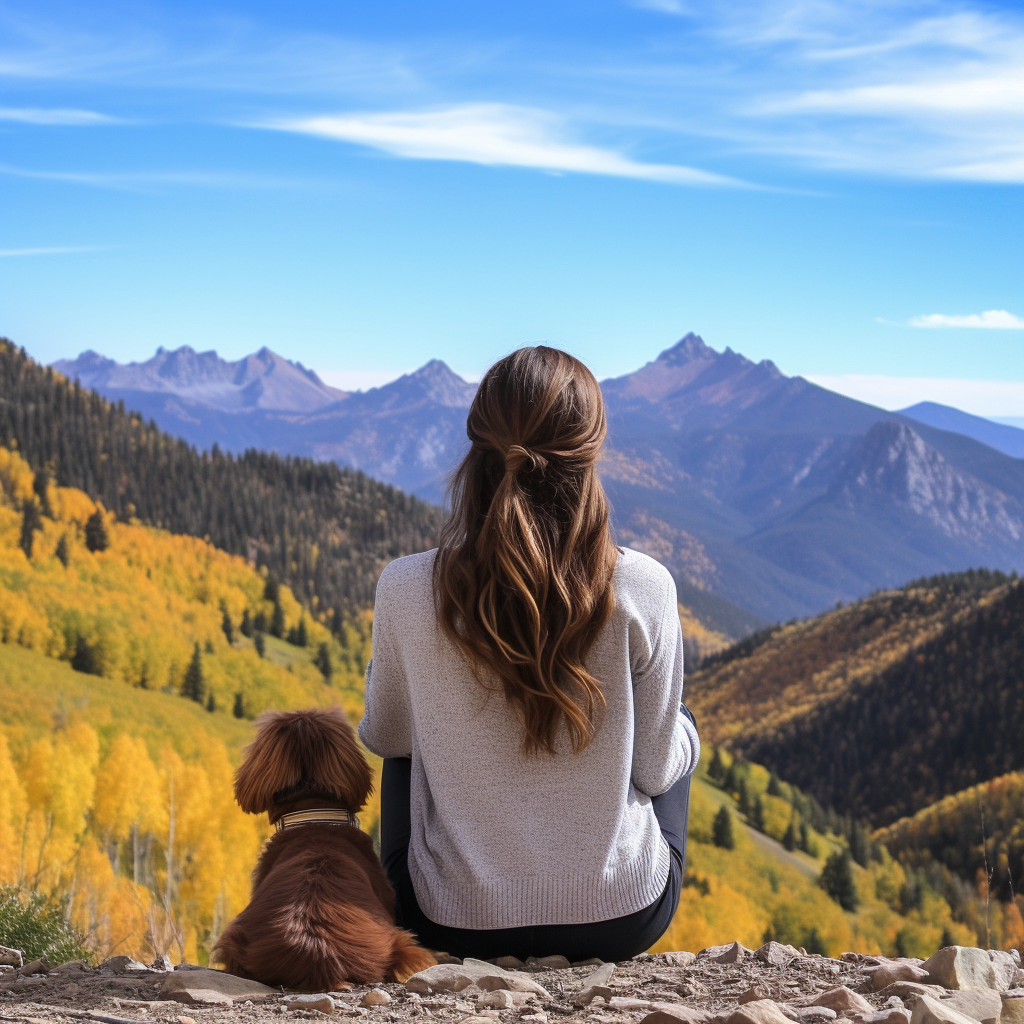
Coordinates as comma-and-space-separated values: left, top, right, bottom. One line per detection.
358, 546, 699, 930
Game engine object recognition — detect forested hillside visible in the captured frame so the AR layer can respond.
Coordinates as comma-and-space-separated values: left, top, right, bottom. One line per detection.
0, 340, 440, 621
686, 570, 1024, 827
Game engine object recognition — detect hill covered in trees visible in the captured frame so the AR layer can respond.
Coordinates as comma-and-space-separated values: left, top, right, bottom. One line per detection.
0, 339, 440, 624
686, 567, 1024, 827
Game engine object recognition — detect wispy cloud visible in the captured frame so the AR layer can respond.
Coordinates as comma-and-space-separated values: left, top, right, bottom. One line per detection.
806, 374, 1024, 416
0, 164, 314, 192
909, 310, 1024, 330
0, 106, 121, 125
0, 245, 104, 256
266, 103, 744, 186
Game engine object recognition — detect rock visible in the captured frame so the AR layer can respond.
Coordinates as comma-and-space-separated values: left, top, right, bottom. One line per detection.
876, 983, 948, 1002
870, 964, 932, 991
660, 952, 698, 968
580, 964, 616, 990
18, 957, 51, 975
526, 955, 571, 970
922, 948, 998, 992
786, 1008, 837, 1021
643, 1010, 712, 1024
703, 942, 751, 964
757, 943, 801, 967
851, 1011, 912, 1024
493, 956, 524, 970
575, 985, 612, 1007
479, 991, 515, 1009
988, 952, 1019, 992
52, 959, 90, 972
726, 999, 795, 1024
405, 959, 550, 998
937, 990, 1001, 1024
160, 967, 276, 1003
0, 946, 23, 968
360, 990, 391, 1007
175, 989, 234, 1007
284, 994, 336, 1015
1001, 993, 1024, 1024
100, 955, 150, 974
741, 988, 774, 1005
432, 953, 463, 965
910, 995, 983, 1024
150, 954, 175, 971
801, 989, 874, 1014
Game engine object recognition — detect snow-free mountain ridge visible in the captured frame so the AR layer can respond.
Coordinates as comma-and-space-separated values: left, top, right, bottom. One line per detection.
55, 334, 1024, 627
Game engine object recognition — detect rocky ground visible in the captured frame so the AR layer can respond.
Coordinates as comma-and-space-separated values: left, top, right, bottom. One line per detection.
1, 943, 1022, 1024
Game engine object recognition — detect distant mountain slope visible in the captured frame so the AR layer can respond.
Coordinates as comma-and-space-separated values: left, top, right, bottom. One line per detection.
51, 334, 1024, 623
53, 345, 347, 412
901, 401, 1024, 460
1, 339, 441, 622
688, 569, 1024, 827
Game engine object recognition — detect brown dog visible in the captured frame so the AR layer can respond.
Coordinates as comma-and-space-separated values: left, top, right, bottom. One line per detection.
214, 708, 435, 989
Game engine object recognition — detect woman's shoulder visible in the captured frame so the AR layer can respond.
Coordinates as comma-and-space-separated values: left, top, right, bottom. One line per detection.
377, 549, 438, 599
612, 547, 677, 611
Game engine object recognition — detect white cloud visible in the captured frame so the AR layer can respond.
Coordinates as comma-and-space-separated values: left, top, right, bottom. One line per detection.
266, 103, 745, 187
909, 310, 1024, 330
806, 374, 1024, 417
0, 245, 103, 256
0, 107, 119, 125
631, 0, 690, 14
0, 164, 312, 191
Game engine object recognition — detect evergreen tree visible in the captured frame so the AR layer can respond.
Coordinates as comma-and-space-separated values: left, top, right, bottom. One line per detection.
70, 635, 100, 675
782, 816, 798, 852
712, 805, 735, 849
254, 631, 266, 658
296, 616, 308, 647
849, 822, 871, 868
799, 821, 818, 857
220, 605, 234, 644
314, 642, 332, 682
54, 532, 70, 568
749, 795, 766, 832
254, 610, 268, 633
32, 468, 53, 518
182, 642, 205, 703
330, 608, 344, 637
233, 692, 245, 719
240, 608, 253, 638
767, 773, 782, 797
722, 762, 738, 793
206, 691, 216, 713
20, 499, 41, 559
264, 571, 280, 604
819, 849, 858, 911
270, 599, 285, 639
737, 777, 752, 818
84, 509, 108, 552
708, 747, 725, 782
803, 928, 828, 955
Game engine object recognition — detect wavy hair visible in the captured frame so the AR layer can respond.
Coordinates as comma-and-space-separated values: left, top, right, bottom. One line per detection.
433, 346, 618, 755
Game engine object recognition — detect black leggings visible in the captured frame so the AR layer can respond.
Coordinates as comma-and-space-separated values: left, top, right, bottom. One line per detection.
379, 708, 694, 962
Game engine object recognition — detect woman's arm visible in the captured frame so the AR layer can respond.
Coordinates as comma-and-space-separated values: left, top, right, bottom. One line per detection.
630, 569, 700, 797
358, 564, 414, 758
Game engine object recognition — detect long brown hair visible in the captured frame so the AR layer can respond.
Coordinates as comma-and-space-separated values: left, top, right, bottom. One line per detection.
433, 346, 618, 755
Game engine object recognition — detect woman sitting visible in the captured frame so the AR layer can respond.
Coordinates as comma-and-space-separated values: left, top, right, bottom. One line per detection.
359, 345, 699, 962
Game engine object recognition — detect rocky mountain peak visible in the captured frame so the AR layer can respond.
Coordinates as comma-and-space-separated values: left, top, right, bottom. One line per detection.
658, 332, 714, 366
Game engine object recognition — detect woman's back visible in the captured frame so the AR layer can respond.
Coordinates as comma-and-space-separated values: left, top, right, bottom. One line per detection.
359, 544, 699, 930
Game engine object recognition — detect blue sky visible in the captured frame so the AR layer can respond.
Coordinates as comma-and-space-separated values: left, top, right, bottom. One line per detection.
1, 0, 1022, 413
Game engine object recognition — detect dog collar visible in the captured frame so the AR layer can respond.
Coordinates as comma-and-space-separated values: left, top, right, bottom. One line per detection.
275, 808, 360, 833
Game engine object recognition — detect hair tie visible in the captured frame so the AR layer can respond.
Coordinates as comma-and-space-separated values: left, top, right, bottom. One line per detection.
504, 444, 548, 475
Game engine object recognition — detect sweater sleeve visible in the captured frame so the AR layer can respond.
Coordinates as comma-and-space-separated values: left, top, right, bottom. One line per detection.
358, 564, 414, 758
630, 568, 700, 797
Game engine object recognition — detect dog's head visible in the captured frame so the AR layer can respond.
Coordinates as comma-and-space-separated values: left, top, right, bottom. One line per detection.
234, 707, 373, 816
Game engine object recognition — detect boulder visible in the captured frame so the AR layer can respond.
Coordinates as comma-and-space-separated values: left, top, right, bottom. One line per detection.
160, 967, 276, 1003
725, 999, 795, 1024
573, 963, 617, 1005
580, 964, 616, 989
150, 954, 174, 971
527, 955, 570, 970
661, 952, 698, 968
493, 956, 524, 970
51, 960, 90, 973
870, 963, 932, 991
100, 955, 150, 974
876, 983, 948, 1002
910, 995, 984, 1024
360, 990, 391, 1007
283, 994, 335, 1014
479, 990, 515, 1009
785, 1008, 837, 1021
801, 988, 873, 1015
988, 952, 1021, 992
173, 989, 234, 1007
937, 990, 1001, 1024
405, 958, 550, 998
0, 946, 23, 969
741, 987, 774, 1005
1000, 993, 1024, 1024
757, 943, 801, 968
18, 957, 51, 975
644, 1008, 712, 1024
703, 942, 751, 964
850, 1010, 912, 1024
922, 948, 997, 992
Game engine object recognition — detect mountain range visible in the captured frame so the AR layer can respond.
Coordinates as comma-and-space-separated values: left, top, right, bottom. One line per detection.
54, 336, 1024, 628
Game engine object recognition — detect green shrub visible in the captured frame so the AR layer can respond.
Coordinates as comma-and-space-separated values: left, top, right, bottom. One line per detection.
0, 886, 90, 964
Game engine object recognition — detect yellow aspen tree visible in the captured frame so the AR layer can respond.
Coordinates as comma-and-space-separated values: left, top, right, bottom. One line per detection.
0, 728, 28, 883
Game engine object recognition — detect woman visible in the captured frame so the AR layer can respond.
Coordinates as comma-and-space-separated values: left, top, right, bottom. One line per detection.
359, 346, 699, 962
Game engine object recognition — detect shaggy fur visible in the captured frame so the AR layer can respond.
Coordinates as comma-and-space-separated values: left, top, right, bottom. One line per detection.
214, 708, 435, 988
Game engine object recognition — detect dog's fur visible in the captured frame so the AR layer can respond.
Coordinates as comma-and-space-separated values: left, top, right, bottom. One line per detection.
214, 708, 435, 989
